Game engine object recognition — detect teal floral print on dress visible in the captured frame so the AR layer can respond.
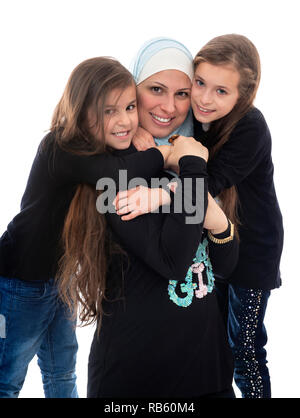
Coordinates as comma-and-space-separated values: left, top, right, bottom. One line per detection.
168, 238, 215, 307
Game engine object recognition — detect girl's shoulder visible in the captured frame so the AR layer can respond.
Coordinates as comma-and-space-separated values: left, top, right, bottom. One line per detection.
238, 107, 269, 133
245, 106, 263, 119
232, 107, 271, 144
38, 130, 56, 155
37, 130, 81, 161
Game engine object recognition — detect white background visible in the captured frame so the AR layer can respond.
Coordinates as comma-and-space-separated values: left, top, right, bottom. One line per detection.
0, 0, 299, 398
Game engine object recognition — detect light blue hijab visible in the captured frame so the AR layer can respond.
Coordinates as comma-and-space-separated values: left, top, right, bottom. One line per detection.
130, 37, 194, 146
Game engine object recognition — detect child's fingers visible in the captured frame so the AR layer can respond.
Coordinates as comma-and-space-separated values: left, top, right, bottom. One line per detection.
115, 197, 129, 211
119, 188, 143, 209
121, 210, 142, 221
135, 141, 149, 151
117, 202, 139, 215
113, 189, 134, 208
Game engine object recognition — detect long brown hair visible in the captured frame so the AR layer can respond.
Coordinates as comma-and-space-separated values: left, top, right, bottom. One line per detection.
51, 57, 134, 330
194, 34, 261, 228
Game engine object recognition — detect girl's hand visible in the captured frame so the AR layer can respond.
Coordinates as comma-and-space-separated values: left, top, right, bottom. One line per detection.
113, 186, 171, 221
132, 127, 156, 151
204, 193, 228, 234
166, 136, 209, 170
156, 144, 173, 166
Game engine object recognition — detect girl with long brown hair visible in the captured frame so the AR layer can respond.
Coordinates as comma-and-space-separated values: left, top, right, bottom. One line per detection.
0, 56, 175, 398
191, 34, 283, 398
119, 34, 283, 398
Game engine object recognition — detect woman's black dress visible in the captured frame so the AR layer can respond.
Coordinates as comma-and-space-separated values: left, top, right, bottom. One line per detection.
88, 150, 238, 398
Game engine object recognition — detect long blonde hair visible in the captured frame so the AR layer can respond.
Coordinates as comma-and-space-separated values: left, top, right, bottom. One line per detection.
194, 34, 261, 229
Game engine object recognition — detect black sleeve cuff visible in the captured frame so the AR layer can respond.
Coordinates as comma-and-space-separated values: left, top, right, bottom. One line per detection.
147, 147, 165, 169
178, 155, 207, 177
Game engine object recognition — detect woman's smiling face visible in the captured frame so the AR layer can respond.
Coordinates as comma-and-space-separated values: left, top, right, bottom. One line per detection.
137, 70, 191, 138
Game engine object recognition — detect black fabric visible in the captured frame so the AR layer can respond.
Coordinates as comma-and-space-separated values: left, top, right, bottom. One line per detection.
88, 155, 236, 398
0, 132, 237, 397
0, 133, 164, 282
194, 107, 283, 290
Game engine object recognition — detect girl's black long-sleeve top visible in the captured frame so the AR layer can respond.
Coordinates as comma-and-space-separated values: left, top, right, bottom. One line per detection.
0, 134, 164, 282
194, 107, 283, 290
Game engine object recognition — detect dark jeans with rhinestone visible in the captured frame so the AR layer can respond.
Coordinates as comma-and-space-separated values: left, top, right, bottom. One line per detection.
215, 283, 271, 398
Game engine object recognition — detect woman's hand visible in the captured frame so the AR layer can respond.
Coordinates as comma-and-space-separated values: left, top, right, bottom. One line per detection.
113, 186, 171, 221
165, 136, 209, 170
132, 127, 156, 151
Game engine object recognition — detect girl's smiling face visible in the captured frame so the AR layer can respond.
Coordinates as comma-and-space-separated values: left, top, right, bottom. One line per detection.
191, 62, 240, 124
137, 70, 191, 138
87, 83, 138, 150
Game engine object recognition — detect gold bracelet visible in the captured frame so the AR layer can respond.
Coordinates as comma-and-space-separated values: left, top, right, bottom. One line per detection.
207, 219, 235, 244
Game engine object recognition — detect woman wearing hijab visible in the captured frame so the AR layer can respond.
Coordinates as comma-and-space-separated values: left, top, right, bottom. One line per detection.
132, 37, 194, 144
87, 38, 237, 399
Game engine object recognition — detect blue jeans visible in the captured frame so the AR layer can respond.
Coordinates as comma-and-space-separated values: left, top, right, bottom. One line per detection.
0, 276, 78, 398
215, 282, 271, 398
